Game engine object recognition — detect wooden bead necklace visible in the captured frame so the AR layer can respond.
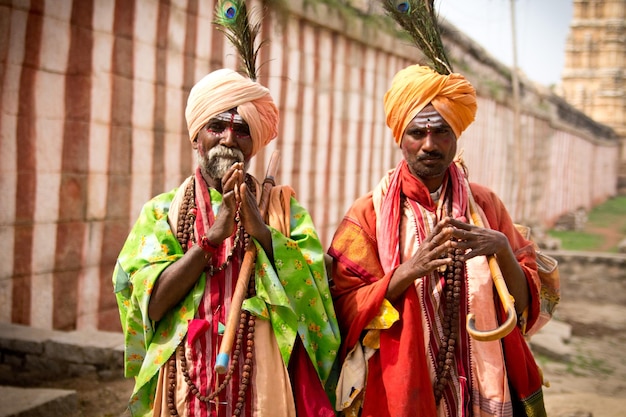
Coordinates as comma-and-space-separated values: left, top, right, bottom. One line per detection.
176, 177, 197, 252
433, 244, 464, 404
169, 175, 258, 416
433, 192, 465, 405
406, 186, 467, 406
177, 177, 248, 277
166, 276, 256, 416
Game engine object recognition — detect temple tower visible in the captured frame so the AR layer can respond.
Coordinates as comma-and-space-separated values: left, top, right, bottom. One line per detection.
561, 0, 626, 191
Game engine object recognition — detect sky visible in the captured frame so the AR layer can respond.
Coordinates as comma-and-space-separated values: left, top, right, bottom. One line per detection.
436, 0, 574, 86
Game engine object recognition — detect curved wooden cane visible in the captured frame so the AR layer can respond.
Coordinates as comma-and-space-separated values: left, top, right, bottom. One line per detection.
465, 190, 517, 342
214, 150, 280, 374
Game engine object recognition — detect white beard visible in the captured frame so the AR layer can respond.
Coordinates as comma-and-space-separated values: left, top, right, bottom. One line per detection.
199, 145, 245, 181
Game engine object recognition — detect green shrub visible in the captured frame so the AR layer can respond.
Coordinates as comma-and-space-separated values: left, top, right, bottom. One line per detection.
548, 196, 626, 252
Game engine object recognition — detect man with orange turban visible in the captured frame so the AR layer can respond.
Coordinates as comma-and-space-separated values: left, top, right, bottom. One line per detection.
328, 65, 549, 416
113, 68, 340, 417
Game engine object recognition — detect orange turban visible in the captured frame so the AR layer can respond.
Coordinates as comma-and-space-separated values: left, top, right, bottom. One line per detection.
383, 65, 477, 145
185, 69, 279, 157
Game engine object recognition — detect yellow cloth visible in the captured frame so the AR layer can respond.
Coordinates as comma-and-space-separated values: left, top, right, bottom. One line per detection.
383, 65, 477, 144
185, 69, 279, 157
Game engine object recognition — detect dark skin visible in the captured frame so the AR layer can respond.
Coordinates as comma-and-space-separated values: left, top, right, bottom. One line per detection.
386, 104, 529, 316
148, 110, 273, 322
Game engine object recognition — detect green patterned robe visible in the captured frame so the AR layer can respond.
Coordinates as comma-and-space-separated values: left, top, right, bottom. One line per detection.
113, 184, 340, 416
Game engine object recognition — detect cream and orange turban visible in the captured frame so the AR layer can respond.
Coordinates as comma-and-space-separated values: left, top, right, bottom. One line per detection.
383, 65, 477, 145
185, 69, 279, 157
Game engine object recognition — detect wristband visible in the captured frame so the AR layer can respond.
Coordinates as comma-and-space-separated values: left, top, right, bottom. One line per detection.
198, 235, 220, 254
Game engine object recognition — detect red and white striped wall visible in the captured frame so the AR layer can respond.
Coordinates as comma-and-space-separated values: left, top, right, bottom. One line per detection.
0, 0, 618, 332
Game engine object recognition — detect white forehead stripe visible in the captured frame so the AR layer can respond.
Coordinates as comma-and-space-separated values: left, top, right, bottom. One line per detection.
213, 112, 246, 124
414, 109, 446, 125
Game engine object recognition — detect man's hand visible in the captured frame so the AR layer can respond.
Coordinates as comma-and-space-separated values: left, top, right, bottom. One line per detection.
447, 217, 510, 260
237, 181, 267, 242
237, 181, 274, 260
387, 218, 454, 301
206, 161, 274, 259
402, 218, 455, 277
447, 217, 530, 315
208, 162, 245, 244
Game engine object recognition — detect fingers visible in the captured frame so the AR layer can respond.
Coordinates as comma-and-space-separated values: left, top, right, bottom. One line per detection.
408, 221, 455, 275
238, 182, 260, 215
451, 227, 471, 241
238, 182, 257, 208
444, 217, 479, 242
450, 227, 507, 261
233, 180, 241, 201
448, 217, 472, 231
417, 217, 507, 268
429, 218, 454, 242
433, 218, 473, 260
238, 182, 269, 241
221, 162, 245, 195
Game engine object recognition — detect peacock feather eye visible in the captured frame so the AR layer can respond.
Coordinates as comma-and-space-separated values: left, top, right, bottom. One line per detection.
222, 1, 237, 19
396, 1, 410, 13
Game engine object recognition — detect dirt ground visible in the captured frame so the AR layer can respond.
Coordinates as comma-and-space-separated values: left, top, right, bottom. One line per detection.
539, 301, 626, 417
538, 208, 626, 416
36, 217, 626, 417
34, 295, 623, 417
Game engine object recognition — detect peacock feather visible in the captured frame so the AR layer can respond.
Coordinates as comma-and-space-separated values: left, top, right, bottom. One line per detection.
214, 0, 264, 81
381, 0, 452, 75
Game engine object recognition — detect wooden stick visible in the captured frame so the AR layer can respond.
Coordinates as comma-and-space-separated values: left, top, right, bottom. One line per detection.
465, 189, 517, 342
214, 150, 281, 374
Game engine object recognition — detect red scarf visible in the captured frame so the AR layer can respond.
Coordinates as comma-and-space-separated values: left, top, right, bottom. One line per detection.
364, 161, 466, 416
377, 160, 467, 272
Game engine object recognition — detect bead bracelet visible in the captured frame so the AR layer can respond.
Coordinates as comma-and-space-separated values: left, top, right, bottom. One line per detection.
198, 235, 220, 254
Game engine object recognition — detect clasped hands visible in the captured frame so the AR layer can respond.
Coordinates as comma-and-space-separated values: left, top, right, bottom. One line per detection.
397, 216, 509, 280
206, 162, 271, 251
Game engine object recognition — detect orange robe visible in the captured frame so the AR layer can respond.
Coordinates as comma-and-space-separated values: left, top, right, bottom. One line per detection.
328, 162, 546, 417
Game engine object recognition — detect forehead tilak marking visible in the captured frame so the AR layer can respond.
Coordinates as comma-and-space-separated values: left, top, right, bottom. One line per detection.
407, 107, 451, 137
415, 107, 442, 121
413, 109, 447, 129
213, 111, 246, 124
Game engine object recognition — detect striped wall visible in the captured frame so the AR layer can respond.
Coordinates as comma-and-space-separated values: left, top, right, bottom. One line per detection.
0, 0, 619, 332
459, 98, 618, 224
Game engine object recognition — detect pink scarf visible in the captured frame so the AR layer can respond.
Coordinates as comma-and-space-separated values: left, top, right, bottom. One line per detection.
376, 160, 467, 273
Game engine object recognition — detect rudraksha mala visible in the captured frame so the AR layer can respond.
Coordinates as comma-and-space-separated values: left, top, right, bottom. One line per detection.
169, 175, 258, 416
176, 177, 248, 276
176, 177, 197, 252
433, 191, 465, 405
166, 274, 256, 416
433, 242, 465, 404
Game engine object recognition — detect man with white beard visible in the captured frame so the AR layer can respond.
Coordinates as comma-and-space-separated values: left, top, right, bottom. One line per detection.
113, 68, 340, 417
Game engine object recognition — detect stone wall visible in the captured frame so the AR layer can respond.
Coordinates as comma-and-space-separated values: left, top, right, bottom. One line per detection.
0, 322, 124, 383
0, 0, 620, 332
